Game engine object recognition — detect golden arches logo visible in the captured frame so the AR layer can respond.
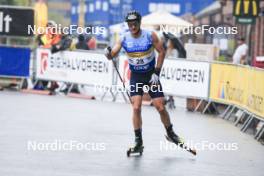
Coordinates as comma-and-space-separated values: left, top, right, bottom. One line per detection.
234, 0, 259, 17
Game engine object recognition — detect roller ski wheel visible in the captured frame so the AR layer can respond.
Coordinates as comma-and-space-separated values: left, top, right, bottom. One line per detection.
165, 135, 197, 156
126, 146, 144, 157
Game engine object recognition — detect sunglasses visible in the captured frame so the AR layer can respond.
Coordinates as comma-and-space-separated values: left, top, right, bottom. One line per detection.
127, 21, 140, 28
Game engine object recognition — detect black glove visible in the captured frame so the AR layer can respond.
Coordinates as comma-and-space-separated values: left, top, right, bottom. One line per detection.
104, 46, 112, 60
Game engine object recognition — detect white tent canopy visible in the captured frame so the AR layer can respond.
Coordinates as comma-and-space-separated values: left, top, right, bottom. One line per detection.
141, 11, 193, 32
109, 11, 193, 37
109, 22, 128, 34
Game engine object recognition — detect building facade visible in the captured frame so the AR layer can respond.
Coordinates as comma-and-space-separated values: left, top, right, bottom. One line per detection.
70, 0, 215, 39
193, 0, 264, 66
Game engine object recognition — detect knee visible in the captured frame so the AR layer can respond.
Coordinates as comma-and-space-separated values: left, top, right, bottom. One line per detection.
133, 105, 141, 114
155, 104, 166, 113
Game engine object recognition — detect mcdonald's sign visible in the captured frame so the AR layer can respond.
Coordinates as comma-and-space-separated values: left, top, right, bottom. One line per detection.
233, 0, 259, 17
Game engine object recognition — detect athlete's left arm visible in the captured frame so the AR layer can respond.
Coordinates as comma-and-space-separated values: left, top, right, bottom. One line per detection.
152, 32, 165, 70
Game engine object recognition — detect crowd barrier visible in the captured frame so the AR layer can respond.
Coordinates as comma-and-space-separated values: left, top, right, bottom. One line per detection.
18, 48, 264, 141
117, 55, 210, 99
35, 48, 114, 86
32, 48, 115, 98
208, 63, 264, 141
210, 63, 264, 118
34, 49, 211, 102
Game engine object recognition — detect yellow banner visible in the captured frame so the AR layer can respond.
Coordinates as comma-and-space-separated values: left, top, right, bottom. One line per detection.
246, 68, 264, 117
210, 63, 264, 118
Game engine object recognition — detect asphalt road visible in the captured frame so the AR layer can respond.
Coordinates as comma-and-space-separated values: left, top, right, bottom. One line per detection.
0, 91, 263, 176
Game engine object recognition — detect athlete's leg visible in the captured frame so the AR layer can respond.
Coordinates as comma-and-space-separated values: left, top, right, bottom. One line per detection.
152, 97, 171, 128
149, 83, 183, 144
129, 74, 144, 148
130, 95, 143, 148
148, 83, 171, 127
152, 97, 183, 144
131, 95, 143, 130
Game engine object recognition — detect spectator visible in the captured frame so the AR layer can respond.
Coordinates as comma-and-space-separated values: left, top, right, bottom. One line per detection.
87, 36, 96, 50
164, 38, 178, 109
232, 37, 248, 65
163, 32, 186, 58
40, 20, 61, 49
165, 39, 179, 58
163, 33, 187, 109
75, 34, 89, 50
51, 33, 73, 53
34, 20, 61, 94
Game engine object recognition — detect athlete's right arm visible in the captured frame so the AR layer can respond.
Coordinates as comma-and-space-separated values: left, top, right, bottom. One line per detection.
105, 39, 122, 60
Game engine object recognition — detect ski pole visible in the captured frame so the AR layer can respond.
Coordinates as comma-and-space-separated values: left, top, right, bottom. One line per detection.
107, 47, 132, 104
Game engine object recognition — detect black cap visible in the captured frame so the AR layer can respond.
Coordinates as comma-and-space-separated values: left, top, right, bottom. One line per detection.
125, 10, 141, 22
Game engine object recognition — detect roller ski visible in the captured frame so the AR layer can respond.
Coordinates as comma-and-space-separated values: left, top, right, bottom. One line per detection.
127, 145, 144, 157
127, 135, 144, 157
165, 125, 197, 156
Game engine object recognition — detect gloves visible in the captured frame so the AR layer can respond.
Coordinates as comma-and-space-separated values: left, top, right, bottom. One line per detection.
104, 46, 112, 60
149, 68, 161, 85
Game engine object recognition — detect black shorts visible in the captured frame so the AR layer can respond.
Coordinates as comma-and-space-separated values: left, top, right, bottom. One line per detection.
129, 70, 164, 98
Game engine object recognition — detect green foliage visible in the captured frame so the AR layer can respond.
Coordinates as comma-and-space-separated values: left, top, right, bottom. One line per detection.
217, 55, 228, 62
0, 0, 16, 5
14, 0, 31, 6
0, 0, 31, 6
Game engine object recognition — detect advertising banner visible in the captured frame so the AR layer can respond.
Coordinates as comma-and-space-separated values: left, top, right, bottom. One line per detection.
36, 48, 113, 86
210, 63, 264, 118
246, 68, 264, 118
118, 56, 210, 98
160, 59, 210, 98
0, 46, 30, 77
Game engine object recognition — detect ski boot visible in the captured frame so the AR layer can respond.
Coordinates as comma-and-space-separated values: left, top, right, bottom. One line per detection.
165, 125, 196, 155
165, 130, 185, 146
127, 137, 144, 157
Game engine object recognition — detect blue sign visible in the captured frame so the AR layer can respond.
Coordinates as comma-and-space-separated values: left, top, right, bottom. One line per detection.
71, 0, 215, 26
70, 0, 215, 41
0, 46, 30, 77
132, 0, 215, 17
71, 0, 79, 25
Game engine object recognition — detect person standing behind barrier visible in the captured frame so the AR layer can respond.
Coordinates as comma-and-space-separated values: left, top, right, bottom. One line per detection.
75, 34, 89, 50
166, 39, 179, 58
163, 38, 179, 109
35, 20, 61, 94
87, 36, 96, 50
232, 37, 248, 65
40, 21, 61, 49
60, 34, 87, 94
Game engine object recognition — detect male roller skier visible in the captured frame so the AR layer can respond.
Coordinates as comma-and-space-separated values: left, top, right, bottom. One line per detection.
105, 11, 183, 152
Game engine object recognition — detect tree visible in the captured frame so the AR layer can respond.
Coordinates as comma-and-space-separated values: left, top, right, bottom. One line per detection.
0, 0, 31, 6
0, 0, 16, 5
